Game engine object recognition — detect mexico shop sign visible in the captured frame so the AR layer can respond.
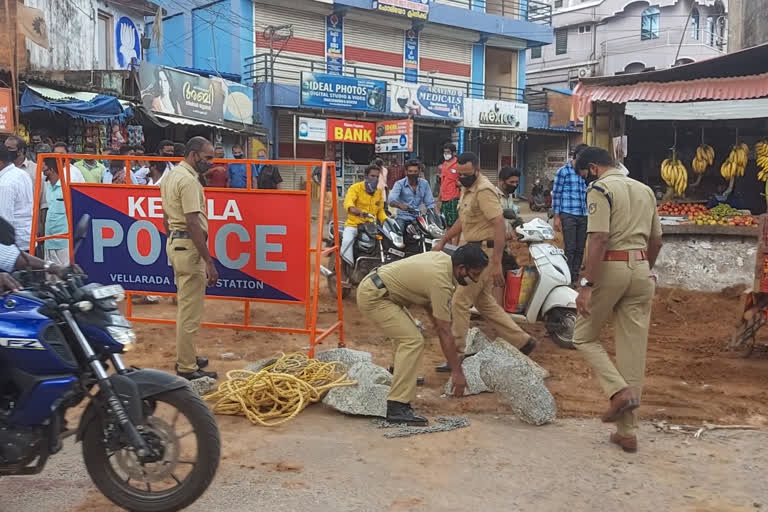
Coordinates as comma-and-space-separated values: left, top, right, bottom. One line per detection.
301, 72, 387, 112
70, 184, 307, 301
390, 81, 464, 119
138, 62, 254, 125
464, 98, 529, 132
374, 0, 430, 20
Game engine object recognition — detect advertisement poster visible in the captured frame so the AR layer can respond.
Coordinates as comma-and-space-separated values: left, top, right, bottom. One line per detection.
463, 98, 528, 131
301, 72, 387, 112
115, 17, 141, 70
71, 185, 308, 301
373, 0, 430, 20
325, 15, 344, 75
375, 119, 413, 153
390, 81, 464, 119
298, 117, 327, 141
404, 30, 419, 83
0, 88, 13, 133
138, 62, 254, 125
327, 119, 375, 144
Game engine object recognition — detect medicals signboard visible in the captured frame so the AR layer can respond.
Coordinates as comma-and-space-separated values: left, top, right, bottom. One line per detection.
375, 119, 413, 153
326, 119, 375, 144
298, 117, 327, 141
389, 81, 464, 119
464, 98, 529, 132
70, 185, 308, 302
325, 15, 344, 75
404, 30, 419, 83
374, 0, 430, 20
301, 72, 387, 113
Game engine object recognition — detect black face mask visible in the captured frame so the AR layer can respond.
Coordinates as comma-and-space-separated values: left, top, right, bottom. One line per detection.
503, 184, 517, 195
233, 154, 244, 159
456, 267, 476, 287
6, 150, 18, 162
458, 174, 477, 188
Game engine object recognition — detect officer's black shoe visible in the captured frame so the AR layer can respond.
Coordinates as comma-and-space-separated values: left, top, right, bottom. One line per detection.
177, 369, 218, 381
520, 337, 537, 356
175, 357, 209, 372
435, 362, 451, 373
386, 401, 428, 426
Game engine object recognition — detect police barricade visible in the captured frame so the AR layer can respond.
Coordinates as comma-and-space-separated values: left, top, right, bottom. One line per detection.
30, 154, 343, 356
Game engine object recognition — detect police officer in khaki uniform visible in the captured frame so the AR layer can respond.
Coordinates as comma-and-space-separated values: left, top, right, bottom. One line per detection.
433, 152, 536, 371
572, 147, 663, 453
161, 136, 219, 381
356, 245, 489, 425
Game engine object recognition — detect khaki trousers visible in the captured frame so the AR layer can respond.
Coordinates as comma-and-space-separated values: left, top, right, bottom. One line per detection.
356, 277, 423, 404
573, 259, 655, 435
167, 238, 206, 373
451, 245, 531, 354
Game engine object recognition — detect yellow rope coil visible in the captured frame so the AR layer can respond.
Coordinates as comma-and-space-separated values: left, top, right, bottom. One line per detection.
202, 352, 357, 426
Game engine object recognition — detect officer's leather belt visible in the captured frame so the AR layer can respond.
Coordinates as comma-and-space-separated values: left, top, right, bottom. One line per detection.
170, 231, 191, 240
603, 250, 647, 262
369, 272, 386, 290
467, 240, 495, 249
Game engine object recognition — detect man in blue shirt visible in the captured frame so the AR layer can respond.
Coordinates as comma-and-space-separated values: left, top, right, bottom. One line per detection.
388, 159, 436, 231
227, 144, 259, 188
552, 143, 589, 284
41, 158, 70, 265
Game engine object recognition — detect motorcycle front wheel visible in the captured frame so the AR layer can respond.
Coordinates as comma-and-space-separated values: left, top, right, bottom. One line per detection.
82, 387, 220, 512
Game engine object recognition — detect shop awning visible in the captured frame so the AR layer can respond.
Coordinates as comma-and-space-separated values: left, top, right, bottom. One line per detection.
153, 112, 245, 134
626, 98, 768, 121
20, 84, 133, 122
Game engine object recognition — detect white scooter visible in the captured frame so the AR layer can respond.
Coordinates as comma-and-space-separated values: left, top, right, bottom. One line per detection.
502, 211, 578, 349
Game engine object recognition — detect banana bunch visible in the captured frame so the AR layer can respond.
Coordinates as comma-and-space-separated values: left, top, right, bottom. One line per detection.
692, 144, 714, 174
757, 140, 768, 181
661, 158, 688, 196
721, 143, 749, 179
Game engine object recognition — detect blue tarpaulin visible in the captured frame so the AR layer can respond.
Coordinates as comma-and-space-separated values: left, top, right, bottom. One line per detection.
20, 87, 133, 122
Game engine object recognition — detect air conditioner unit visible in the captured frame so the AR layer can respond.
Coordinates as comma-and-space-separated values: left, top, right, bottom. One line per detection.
578, 67, 593, 78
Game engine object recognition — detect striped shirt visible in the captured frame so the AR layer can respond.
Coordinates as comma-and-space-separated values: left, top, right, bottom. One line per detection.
552, 161, 587, 217
0, 243, 20, 272
0, 164, 34, 250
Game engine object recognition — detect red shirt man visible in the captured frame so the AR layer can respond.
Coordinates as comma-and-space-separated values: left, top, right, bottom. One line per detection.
206, 145, 229, 187
439, 143, 460, 227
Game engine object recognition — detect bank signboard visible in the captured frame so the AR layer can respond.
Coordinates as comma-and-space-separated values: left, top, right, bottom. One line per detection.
464, 99, 528, 132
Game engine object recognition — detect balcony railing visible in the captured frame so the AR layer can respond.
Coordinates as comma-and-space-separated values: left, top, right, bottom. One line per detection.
245, 53, 548, 110
434, 0, 552, 25
601, 28, 727, 59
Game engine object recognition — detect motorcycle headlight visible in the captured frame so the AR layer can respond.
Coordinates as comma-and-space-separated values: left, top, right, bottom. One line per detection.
106, 326, 136, 346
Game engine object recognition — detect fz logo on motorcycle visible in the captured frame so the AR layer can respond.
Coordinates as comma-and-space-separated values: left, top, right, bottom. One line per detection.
0, 338, 45, 350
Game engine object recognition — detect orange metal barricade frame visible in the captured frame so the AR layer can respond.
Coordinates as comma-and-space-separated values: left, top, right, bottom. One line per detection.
30, 154, 344, 357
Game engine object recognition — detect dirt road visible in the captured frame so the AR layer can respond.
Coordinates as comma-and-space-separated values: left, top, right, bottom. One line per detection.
1, 412, 765, 512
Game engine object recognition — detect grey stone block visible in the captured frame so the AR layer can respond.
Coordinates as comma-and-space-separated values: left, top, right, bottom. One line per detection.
322, 361, 391, 417
243, 357, 278, 373
314, 348, 373, 367
188, 376, 217, 397
479, 345, 556, 426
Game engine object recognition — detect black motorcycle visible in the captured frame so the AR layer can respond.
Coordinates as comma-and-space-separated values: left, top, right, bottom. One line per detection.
321, 214, 405, 299
395, 208, 447, 256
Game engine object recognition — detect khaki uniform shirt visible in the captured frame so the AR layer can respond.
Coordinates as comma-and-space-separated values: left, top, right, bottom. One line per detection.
376, 251, 456, 322
459, 174, 502, 242
160, 161, 208, 234
586, 168, 662, 251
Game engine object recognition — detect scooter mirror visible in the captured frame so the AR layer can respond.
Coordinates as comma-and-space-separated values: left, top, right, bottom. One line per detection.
73, 215, 92, 254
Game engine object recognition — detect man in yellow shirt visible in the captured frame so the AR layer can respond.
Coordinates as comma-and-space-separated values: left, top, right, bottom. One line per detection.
341, 164, 388, 273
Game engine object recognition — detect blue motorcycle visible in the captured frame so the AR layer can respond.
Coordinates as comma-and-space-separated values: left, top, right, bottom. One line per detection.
0, 215, 220, 511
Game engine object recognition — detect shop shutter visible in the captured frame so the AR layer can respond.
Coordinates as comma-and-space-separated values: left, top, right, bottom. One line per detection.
419, 32, 472, 84
277, 110, 302, 189
344, 19, 404, 79
252, 3, 325, 84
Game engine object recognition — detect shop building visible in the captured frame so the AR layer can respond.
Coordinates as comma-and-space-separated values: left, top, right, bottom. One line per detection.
246, 0, 553, 192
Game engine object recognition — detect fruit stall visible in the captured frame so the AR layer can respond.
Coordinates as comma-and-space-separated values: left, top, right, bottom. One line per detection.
654, 202, 760, 292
